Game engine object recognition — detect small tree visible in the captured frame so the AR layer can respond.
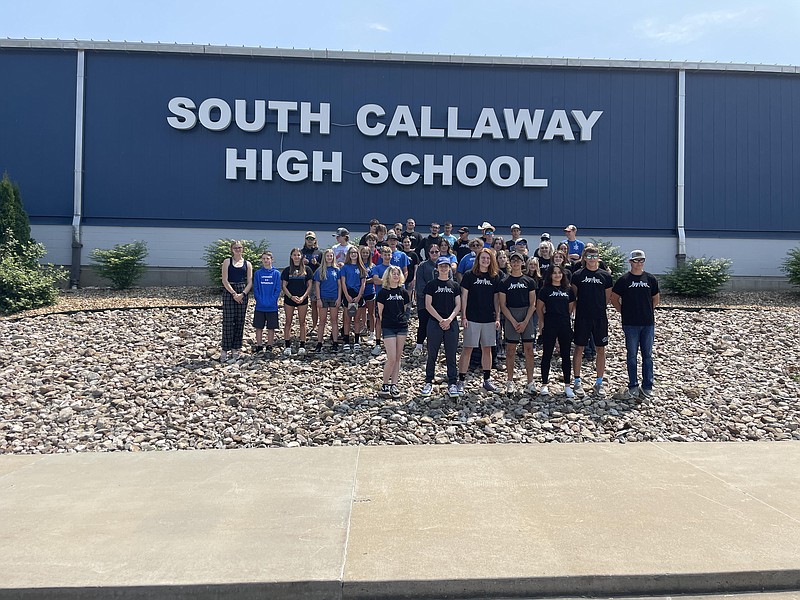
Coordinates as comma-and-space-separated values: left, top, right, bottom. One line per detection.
0, 173, 32, 253
0, 229, 66, 314
204, 238, 270, 287
90, 241, 149, 289
663, 256, 732, 297
591, 238, 626, 279
782, 247, 800, 288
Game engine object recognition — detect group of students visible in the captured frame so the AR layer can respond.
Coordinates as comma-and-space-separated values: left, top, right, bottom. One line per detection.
218, 219, 660, 402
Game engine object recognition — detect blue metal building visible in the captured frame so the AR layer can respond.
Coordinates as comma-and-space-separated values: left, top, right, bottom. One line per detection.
1, 40, 798, 286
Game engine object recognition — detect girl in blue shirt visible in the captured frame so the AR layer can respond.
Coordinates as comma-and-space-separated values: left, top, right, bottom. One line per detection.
313, 249, 341, 353
340, 247, 367, 351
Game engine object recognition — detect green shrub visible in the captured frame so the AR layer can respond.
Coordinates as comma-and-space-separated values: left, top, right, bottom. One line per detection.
663, 256, 732, 297
590, 238, 626, 279
0, 172, 32, 253
203, 239, 270, 287
90, 241, 149, 289
0, 230, 66, 315
782, 247, 800, 288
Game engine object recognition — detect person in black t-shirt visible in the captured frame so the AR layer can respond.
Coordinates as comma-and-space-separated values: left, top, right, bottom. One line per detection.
420, 257, 462, 399
400, 217, 424, 253
281, 248, 313, 356
499, 252, 537, 394
458, 248, 502, 393
376, 266, 410, 399
536, 265, 576, 398
610, 249, 660, 401
570, 250, 613, 398
454, 227, 472, 262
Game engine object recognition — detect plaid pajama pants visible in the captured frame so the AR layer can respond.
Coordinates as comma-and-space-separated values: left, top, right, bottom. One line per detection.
221, 282, 248, 351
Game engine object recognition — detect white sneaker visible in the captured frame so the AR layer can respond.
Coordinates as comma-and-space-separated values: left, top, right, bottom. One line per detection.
353, 343, 361, 351
565, 385, 575, 399
283, 347, 292, 357
412, 344, 423, 357
220, 351, 228, 362
448, 384, 460, 398
614, 386, 640, 401
368, 332, 375, 343
573, 380, 585, 397
420, 382, 433, 397
371, 345, 382, 356
505, 381, 514, 394
527, 382, 537, 395
593, 381, 605, 398
540, 385, 550, 396
297, 347, 306, 356
343, 343, 351, 351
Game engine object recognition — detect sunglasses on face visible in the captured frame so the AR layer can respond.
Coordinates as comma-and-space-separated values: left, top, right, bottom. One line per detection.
631, 258, 645, 263
586, 255, 599, 260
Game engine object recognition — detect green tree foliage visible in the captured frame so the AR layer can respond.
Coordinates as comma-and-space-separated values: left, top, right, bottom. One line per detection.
590, 238, 626, 279
90, 241, 149, 289
781, 247, 800, 288
0, 230, 66, 314
0, 173, 32, 253
663, 256, 732, 297
203, 239, 270, 287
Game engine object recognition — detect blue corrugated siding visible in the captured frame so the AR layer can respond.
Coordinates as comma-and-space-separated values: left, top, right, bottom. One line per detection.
79, 52, 676, 233
686, 72, 800, 234
0, 49, 75, 221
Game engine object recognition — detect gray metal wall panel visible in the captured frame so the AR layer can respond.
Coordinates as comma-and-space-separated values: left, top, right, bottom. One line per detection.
686, 72, 800, 234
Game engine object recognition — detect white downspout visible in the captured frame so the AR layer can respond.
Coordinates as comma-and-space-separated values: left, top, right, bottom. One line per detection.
676, 69, 687, 266
70, 50, 86, 288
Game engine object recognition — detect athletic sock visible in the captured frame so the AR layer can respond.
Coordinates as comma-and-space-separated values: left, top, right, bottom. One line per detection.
483, 370, 491, 381
459, 373, 466, 381
596, 377, 603, 386
285, 340, 291, 348
574, 377, 581, 386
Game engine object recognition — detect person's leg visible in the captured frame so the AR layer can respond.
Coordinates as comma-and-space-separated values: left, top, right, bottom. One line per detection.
622, 325, 641, 389
297, 305, 307, 341
330, 306, 339, 343
392, 335, 406, 383
382, 335, 396, 385
342, 305, 352, 341
523, 342, 535, 385
596, 345, 606, 379
425, 320, 443, 383
558, 323, 572, 385
443, 325, 459, 385
458, 346, 474, 377
283, 305, 294, 342
416, 307, 430, 346
640, 325, 655, 391
573, 345, 585, 382
232, 293, 247, 352
540, 327, 556, 385
505, 342, 517, 382
318, 307, 328, 344
255, 328, 263, 346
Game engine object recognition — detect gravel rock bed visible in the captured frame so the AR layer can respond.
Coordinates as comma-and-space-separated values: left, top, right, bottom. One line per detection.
1, 288, 799, 453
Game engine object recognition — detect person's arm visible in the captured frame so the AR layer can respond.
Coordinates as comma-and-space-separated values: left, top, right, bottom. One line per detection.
301, 274, 312, 302
499, 292, 514, 323
460, 287, 469, 328
536, 298, 545, 332
521, 289, 537, 328
652, 292, 661, 309
493, 292, 501, 329
335, 273, 342, 306
604, 286, 612, 306
569, 300, 576, 317
610, 292, 622, 313
315, 280, 322, 306
243, 262, 253, 295
221, 258, 234, 295
341, 275, 352, 303
356, 276, 366, 301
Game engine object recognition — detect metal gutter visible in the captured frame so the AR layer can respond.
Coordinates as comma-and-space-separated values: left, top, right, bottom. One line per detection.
2, 38, 799, 74
676, 70, 687, 266
70, 49, 85, 288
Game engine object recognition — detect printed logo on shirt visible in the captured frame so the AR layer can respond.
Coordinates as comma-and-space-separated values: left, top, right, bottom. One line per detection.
436, 286, 454, 294
549, 290, 570, 297
473, 278, 494, 286
507, 281, 528, 291
629, 280, 650, 288
387, 293, 404, 301
581, 276, 605, 285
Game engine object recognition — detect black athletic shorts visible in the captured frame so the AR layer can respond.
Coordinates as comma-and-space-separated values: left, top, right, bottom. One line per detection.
573, 316, 609, 347
253, 310, 279, 330
346, 288, 367, 308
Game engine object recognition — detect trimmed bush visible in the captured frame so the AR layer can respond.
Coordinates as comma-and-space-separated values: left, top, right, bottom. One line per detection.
0, 172, 32, 253
90, 241, 149, 289
663, 256, 732, 297
590, 238, 626, 279
0, 230, 66, 315
782, 247, 800, 288
203, 239, 270, 287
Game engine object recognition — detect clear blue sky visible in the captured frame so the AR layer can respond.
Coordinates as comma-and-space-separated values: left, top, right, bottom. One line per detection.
4, 0, 799, 65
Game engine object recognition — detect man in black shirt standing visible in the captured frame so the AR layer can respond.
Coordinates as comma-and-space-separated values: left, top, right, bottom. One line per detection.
571, 250, 613, 398
454, 227, 472, 262
610, 250, 660, 401
400, 217, 423, 253
421, 222, 442, 261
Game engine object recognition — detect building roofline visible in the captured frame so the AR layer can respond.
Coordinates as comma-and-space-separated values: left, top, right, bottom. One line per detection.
2, 37, 799, 74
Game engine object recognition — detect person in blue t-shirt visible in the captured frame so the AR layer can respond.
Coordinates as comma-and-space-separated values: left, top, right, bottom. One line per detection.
313, 248, 341, 354
561, 224, 585, 264
359, 245, 377, 345
252, 251, 282, 353
456, 238, 484, 282
340, 247, 367, 352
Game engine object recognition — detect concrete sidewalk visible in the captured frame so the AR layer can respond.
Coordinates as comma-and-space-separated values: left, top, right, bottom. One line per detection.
1, 443, 799, 599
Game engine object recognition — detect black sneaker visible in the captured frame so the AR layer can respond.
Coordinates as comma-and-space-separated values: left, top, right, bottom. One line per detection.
315, 342, 323, 354
332, 342, 339, 352
378, 384, 392, 398
255, 345, 263, 354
